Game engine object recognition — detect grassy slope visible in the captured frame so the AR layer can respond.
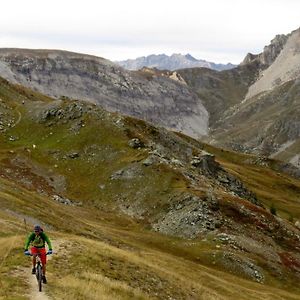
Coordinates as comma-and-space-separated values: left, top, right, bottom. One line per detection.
1, 179, 300, 300
0, 78, 300, 299
272, 139, 300, 163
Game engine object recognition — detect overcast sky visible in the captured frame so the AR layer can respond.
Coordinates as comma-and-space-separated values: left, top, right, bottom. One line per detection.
1, 0, 299, 63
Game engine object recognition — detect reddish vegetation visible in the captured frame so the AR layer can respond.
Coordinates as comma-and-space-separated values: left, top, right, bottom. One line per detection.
0, 156, 53, 194
279, 252, 300, 271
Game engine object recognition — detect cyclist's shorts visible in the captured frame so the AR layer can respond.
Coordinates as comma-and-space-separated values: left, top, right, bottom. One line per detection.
30, 247, 47, 265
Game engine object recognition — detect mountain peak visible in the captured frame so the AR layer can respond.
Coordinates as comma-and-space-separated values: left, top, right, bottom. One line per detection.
184, 53, 198, 61
243, 28, 300, 100
240, 32, 289, 67
117, 53, 236, 71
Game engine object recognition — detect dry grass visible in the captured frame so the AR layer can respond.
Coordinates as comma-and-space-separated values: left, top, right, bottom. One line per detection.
52, 272, 147, 300
1, 180, 300, 299
44, 234, 300, 300
0, 235, 29, 300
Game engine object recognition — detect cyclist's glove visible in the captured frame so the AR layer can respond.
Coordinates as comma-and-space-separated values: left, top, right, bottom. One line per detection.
24, 250, 30, 256
47, 250, 53, 255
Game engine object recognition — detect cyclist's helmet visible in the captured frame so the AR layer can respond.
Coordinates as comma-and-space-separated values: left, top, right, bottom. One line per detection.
34, 225, 42, 233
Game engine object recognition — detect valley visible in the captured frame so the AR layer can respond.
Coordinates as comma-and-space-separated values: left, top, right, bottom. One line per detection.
0, 77, 299, 299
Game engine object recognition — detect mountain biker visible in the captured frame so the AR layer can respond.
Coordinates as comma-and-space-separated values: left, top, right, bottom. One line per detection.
24, 225, 53, 284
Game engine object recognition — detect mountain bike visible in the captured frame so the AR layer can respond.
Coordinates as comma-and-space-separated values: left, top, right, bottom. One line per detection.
27, 252, 52, 292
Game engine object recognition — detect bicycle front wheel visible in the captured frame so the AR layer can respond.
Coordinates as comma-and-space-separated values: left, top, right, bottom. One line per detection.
36, 264, 43, 292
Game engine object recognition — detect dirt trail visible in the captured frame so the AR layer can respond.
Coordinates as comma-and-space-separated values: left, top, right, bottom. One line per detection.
24, 238, 68, 300
28, 272, 51, 300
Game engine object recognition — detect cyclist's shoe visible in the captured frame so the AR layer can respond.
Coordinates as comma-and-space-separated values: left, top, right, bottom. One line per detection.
42, 275, 47, 284
31, 267, 36, 274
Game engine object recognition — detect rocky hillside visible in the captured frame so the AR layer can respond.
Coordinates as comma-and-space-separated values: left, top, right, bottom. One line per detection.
0, 48, 208, 139
0, 77, 300, 299
210, 79, 300, 164
205, 28, 300, 166
177, 31, 294, 129
117, 53, 236, 71
177, 28, 300, 168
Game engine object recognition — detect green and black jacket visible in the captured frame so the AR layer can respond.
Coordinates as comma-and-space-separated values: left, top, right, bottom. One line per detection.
24, 232, 52, 250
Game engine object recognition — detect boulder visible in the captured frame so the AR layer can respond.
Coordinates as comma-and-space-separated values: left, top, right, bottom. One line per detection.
67, 152, 80, 159
191, 152, 220, 175
128, 138, 144, 149
52, 194, 81, 206
142, 155, 158, 166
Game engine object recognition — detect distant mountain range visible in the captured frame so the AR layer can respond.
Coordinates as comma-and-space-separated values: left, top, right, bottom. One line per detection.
116, 53, 236, 71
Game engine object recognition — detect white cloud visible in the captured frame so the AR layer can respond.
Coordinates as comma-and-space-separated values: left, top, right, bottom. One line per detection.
0, 0, 299, 63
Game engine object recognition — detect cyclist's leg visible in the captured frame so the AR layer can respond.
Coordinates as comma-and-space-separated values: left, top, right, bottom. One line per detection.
32, 256, 36, 266
39, 248, 47, 275
30, 247, 38, 270
42, 264, 46, 276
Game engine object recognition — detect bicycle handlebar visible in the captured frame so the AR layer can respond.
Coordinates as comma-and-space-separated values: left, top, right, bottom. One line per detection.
25, 252, 53, 256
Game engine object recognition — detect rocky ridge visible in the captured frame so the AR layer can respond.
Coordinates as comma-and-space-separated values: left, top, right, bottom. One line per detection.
241, 33, 289, 68
245, 28, 300, 100
0, 48, 208, 139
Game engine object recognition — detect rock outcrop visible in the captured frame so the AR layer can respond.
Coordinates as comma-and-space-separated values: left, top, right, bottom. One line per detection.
241, 33, 289, 68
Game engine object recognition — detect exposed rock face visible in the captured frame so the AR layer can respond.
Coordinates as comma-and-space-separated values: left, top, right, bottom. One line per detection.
241, 34, 289, 68
241, 53, 259, 65
138, 67, 188, 85
117, 53, 236, 71
207, 28, 300, 166
260, 34, 289, 66
191, 153, 221, 175
245, 29, 299, 100
0, 48, 209, 138
52, 194, 82, 206
178, 62, 260, 127
179, 28, 300, 167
